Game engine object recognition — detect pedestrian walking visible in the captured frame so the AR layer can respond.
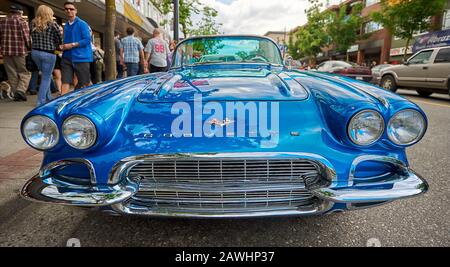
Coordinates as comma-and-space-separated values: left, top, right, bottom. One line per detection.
51, 21, 63, 94
27, 71, 39, 95
114, 31, 123, 79
30, 5, 63, 106
88, 26, 101, 84
145, 29, 170, 73
60, 1, 93, 95
120, 27, 146, 77
0, 4, 32, 101
167, 40, 177, 70
94, 45, 104, 83
53, 50, 63, 94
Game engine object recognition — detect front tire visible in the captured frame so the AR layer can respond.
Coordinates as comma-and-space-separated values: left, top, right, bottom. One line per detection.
416, 90, 433, 97
381, 75, 397, 93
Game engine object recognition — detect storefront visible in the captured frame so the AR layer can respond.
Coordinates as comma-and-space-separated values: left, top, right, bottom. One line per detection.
0, 0, 159, 82
389, 46, 413, 64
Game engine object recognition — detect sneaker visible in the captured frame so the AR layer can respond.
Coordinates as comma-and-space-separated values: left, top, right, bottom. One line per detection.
14, 91, 27, 101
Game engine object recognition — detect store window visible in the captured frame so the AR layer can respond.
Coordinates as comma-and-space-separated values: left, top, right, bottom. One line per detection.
364, 21, 383, 34
365, 0, 380, 7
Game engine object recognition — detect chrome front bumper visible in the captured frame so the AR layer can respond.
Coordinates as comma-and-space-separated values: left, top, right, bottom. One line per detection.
20, 153, 429, 217
21, 175, 139, 207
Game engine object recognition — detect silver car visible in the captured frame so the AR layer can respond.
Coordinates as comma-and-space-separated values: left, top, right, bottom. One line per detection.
380, 46, 450, 97
371, 64, 392, 84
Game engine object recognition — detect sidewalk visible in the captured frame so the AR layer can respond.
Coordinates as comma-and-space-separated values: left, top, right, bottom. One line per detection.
0, 95, 42, 182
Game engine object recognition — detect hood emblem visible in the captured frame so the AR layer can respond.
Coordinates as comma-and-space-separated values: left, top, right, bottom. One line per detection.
207, 118, 234, 127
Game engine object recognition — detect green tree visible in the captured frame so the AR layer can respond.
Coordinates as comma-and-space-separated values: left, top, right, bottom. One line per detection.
189, 6, 222, 36
372, 0, 447, 61
326, 3, 364, 60
291, 0, 330, 64
104, 0, 116, 81
153, 0, 202, 38
287, 32, 301, 59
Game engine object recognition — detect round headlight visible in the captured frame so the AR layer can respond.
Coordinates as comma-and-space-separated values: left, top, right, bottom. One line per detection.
348, 110, 384, 146
388, 109, 426, 146
23, 116, 59, 150
62, 115, 97, 149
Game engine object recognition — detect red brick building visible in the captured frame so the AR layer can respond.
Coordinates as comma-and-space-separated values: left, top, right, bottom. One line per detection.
290, 0, 450, 66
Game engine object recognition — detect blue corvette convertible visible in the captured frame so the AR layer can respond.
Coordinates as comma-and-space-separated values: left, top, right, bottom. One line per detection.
20, 35, 428, 218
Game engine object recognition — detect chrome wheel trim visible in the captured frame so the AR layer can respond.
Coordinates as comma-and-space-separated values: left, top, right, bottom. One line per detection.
382, 78, 393, 90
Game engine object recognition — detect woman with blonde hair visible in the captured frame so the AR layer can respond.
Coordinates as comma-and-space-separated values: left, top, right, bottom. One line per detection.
30, 5, 62, 106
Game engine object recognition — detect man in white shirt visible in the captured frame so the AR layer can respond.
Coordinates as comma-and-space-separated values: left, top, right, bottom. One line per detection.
144, 28, 170, 73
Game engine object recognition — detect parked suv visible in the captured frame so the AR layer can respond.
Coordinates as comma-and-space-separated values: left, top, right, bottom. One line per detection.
380, 46, 450, 97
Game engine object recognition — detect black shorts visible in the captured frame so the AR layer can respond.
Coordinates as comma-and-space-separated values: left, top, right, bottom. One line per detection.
54, 56, 62, 70
150, 64, 167, 73
61, 57, 91, 89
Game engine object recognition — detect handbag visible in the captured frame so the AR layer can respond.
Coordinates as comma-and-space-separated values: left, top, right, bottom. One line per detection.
25, 54, 38, 72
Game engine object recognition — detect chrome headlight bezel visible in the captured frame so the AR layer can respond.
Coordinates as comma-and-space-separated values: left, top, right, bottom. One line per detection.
62, 115, 97, 150
22, 115, 60, 150
347, 110, 385, 146
387, 109, 426, 146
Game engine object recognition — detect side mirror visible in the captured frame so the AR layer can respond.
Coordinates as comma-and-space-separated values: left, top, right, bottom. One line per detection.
403, 60, 409, 65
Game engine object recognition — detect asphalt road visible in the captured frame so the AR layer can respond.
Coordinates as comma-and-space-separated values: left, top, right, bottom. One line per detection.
0, 89, 449, 247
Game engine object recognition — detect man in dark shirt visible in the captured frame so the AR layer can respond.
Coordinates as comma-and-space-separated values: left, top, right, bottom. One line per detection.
0, 4, 31, 101
115, 31, 123, 79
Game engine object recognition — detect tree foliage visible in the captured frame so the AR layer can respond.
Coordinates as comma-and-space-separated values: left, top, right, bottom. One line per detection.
326, 3, 364, 53
289, 0, 330, 62
153, 0, 202, 38
189, 6, 223, 36
372, 0, 447, 60
288, 32, 301, 59
288, 0, 365, 62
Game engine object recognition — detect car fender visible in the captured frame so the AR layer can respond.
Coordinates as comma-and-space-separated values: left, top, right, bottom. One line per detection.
380, 70, 401, 85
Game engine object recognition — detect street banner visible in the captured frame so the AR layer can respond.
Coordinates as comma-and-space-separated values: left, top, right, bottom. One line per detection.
413, 29, 450, 53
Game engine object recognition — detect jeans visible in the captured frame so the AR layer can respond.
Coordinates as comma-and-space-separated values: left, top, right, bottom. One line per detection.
28, 71, 57, 93
31, 50, 56, 106
28, 71, 39, 93
125, 63, 139, 77
116, 61, 123, 79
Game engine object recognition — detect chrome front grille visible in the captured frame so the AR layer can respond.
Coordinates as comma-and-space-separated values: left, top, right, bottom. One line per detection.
127, 159, 321, 215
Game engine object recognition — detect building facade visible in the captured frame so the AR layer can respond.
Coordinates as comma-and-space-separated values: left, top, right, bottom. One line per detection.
0, 0, 172, 47
289, 0, 450, 66
0, 0, 173, 81
264, 31, 289, 45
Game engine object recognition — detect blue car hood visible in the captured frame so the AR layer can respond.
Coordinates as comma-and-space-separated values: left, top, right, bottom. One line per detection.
137, 66, 309, 103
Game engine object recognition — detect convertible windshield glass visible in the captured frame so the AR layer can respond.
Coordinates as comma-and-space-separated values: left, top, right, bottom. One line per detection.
172, 36, 283, 68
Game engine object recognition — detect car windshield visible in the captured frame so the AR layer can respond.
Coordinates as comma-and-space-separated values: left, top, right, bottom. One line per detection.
172, 36, 283, 68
